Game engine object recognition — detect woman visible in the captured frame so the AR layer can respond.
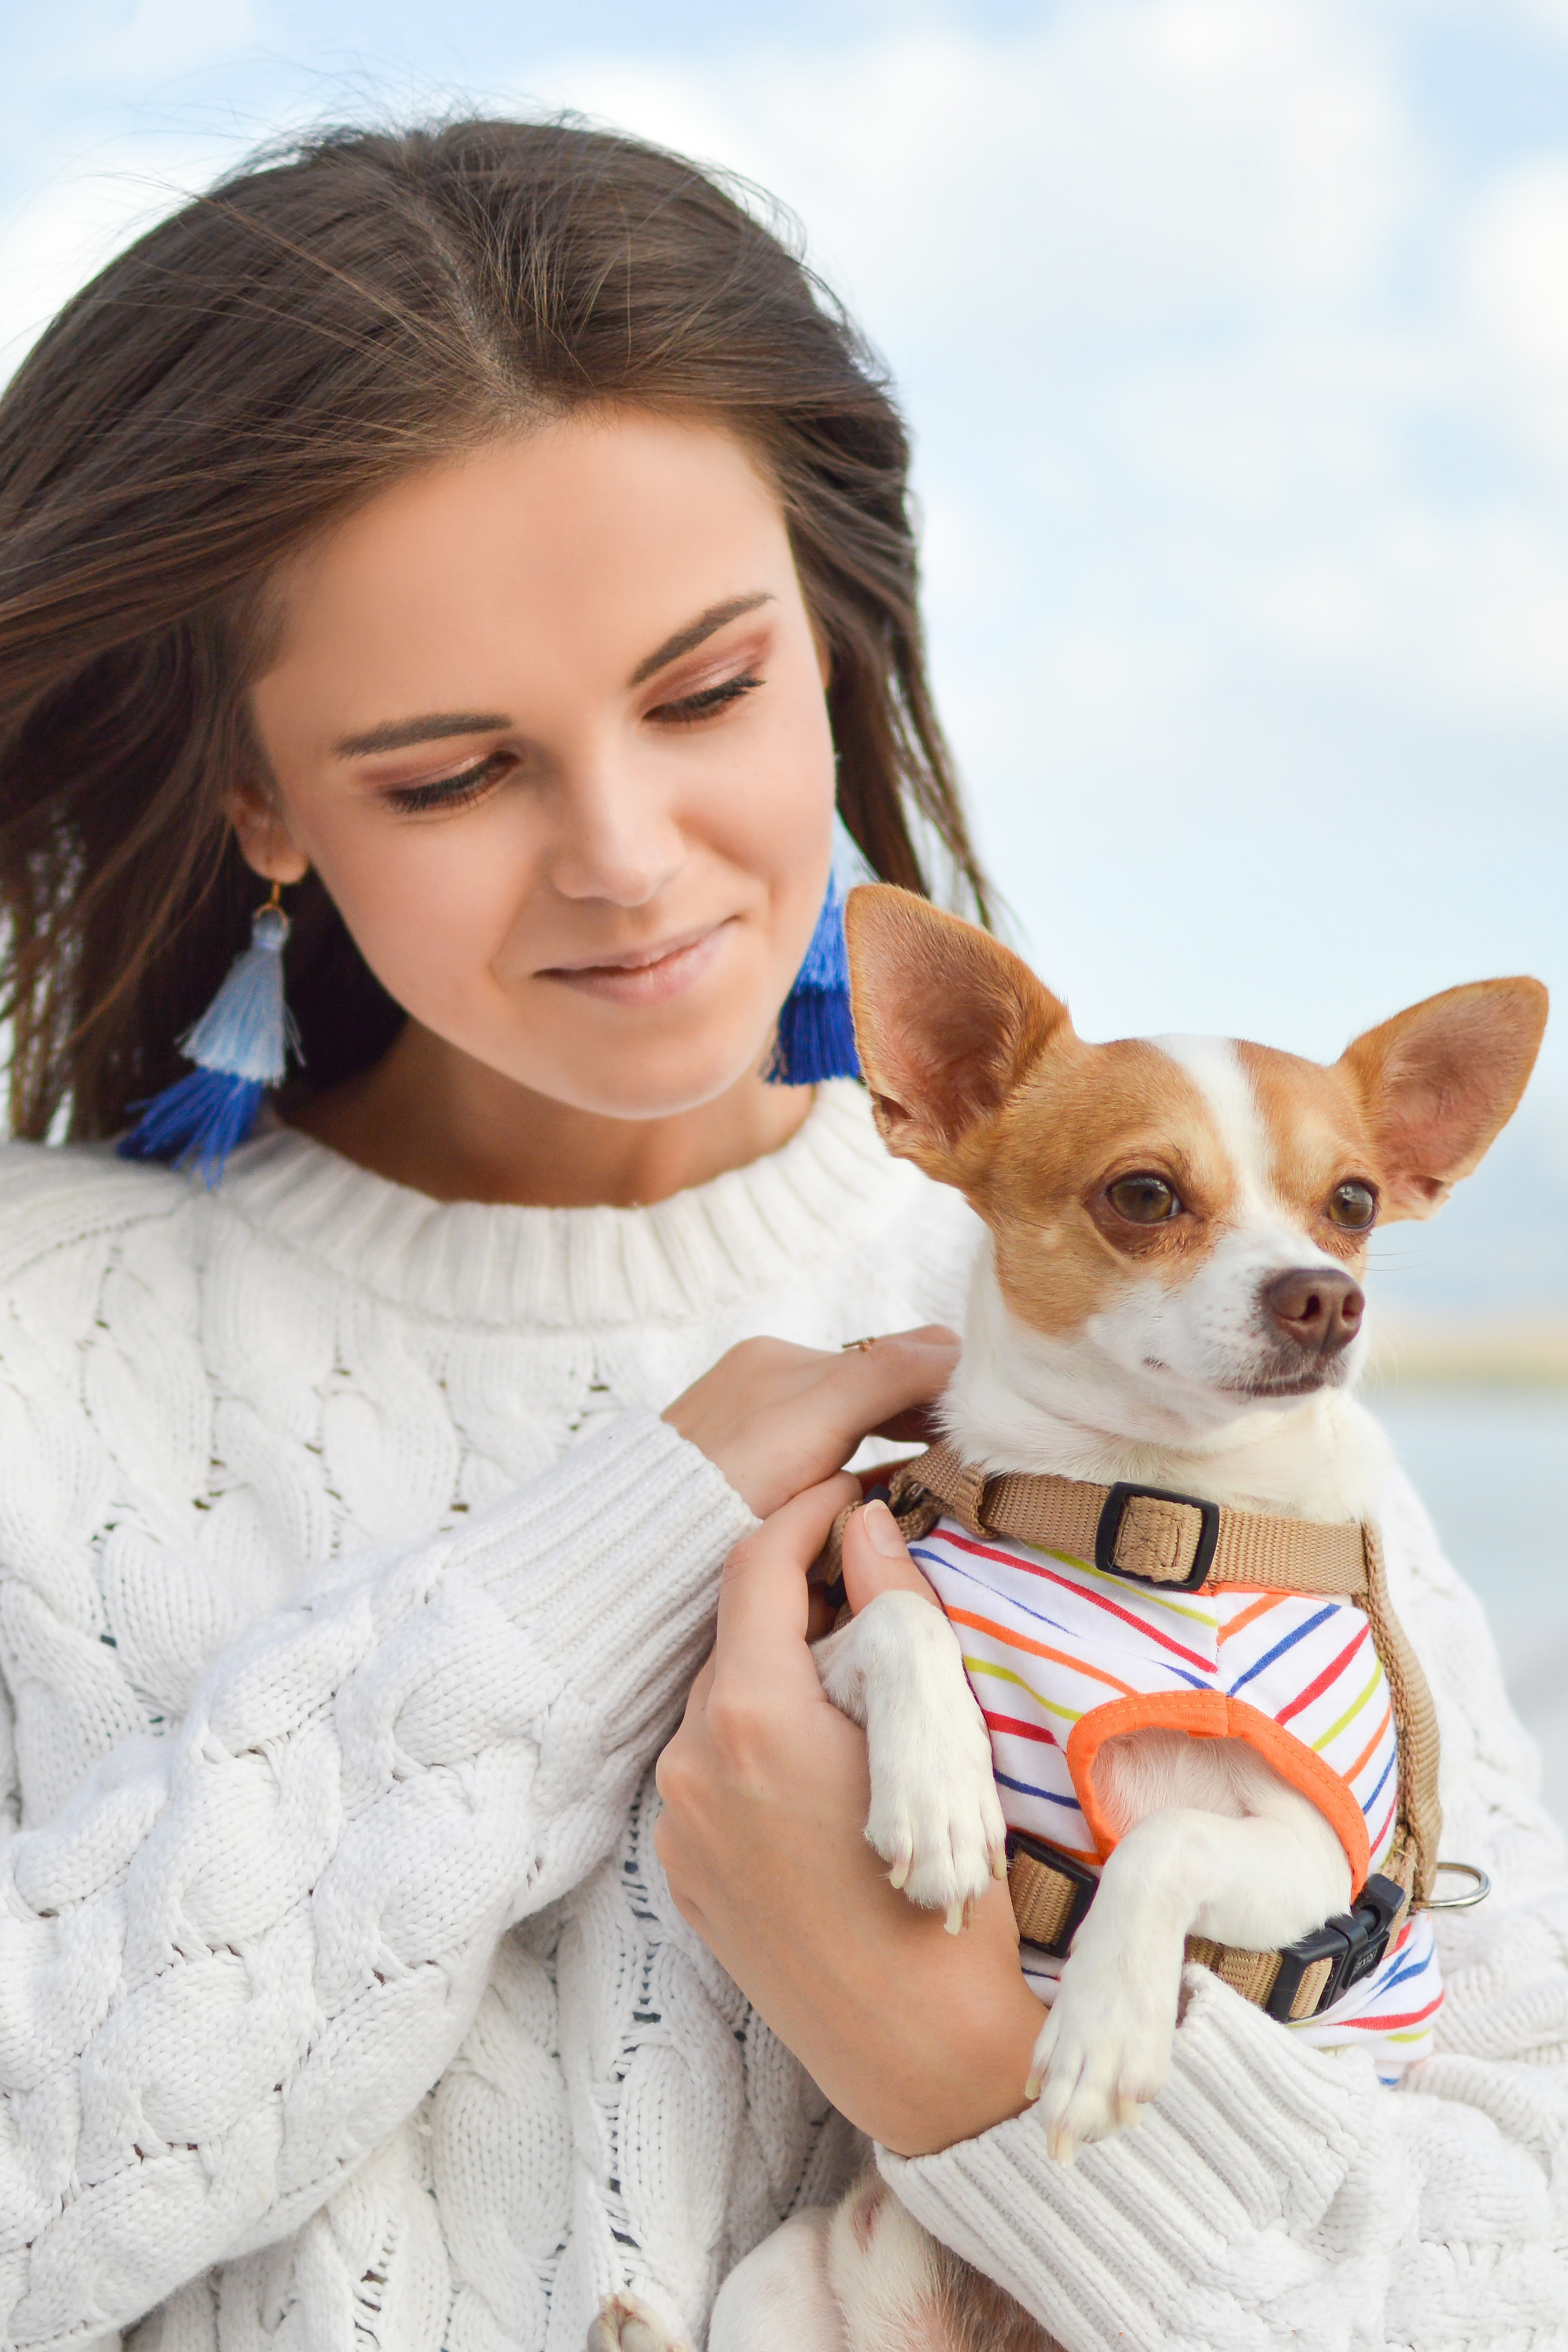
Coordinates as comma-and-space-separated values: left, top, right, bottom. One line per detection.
0, 116, 1559, 2351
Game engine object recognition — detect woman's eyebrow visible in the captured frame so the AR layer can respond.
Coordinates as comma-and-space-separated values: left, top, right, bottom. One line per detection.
330, 595, 774, 755
628, 592, 775, 686
333, 711, 511, 758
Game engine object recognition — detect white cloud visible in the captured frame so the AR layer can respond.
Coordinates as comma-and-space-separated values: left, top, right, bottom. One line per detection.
552, 0, 1414, 342
544, 1, 1568, 739
91, 0, 259, 77
1461, 158, 1568, 477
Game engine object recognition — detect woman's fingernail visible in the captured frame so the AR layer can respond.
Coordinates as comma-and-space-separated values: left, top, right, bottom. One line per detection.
861, 1499, 906, 1557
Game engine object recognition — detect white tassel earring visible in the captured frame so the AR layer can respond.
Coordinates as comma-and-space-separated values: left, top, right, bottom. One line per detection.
120, 883, 299, 1183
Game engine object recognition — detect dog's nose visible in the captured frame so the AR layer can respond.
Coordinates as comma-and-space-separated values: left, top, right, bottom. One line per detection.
1261, 1267, 1365, 1354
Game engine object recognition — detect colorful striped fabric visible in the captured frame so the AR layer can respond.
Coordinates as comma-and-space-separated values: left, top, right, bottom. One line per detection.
913, 1513, 1442, 2076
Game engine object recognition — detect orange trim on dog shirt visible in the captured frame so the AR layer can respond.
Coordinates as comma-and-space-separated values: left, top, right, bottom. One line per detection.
908, 1516, 1402, 1895
1064, 1690, 1372, 1890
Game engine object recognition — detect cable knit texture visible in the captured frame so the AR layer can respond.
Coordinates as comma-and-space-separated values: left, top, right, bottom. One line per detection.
0, 1078, 1560, 2349
0, 1085, 965, 2350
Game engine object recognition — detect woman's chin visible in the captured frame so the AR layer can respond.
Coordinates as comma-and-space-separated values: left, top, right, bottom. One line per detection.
522, 1036, 783, 1125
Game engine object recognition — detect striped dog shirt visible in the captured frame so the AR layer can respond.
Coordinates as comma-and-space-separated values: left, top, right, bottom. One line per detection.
911, 1513, 1443, 2078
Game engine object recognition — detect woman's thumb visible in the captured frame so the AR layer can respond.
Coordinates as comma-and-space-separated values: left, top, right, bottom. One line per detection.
840, 1498, 943, 1617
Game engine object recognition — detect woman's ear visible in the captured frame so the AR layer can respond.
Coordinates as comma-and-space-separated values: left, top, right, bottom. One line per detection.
223, 778, 310, 886
1338, 976, 1549, 1220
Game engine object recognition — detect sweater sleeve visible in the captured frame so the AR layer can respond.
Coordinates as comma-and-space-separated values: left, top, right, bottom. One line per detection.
0, 1407, 755, 2346
879, 1464, 1568, 2352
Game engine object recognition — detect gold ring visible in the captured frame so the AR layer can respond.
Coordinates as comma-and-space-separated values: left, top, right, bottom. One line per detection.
840, 1336, 878, 1353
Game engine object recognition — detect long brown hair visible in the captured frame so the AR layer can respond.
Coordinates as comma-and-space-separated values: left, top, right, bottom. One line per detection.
0, 116, 991, 1142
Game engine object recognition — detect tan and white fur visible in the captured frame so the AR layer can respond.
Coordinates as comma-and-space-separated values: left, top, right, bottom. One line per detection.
677, 889, 1547, 2352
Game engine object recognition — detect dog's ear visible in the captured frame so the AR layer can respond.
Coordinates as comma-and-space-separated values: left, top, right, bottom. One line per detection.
1338, 977, 1548, 1221
846, 884, 1069, 1179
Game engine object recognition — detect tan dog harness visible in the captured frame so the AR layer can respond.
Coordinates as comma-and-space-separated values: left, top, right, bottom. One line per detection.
871, 1444, 1445, 2025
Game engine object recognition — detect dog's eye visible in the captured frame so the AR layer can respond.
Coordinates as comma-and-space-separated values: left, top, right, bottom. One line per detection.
1328, 1181, 1377, 1230
1107, 1173, 1180, 1224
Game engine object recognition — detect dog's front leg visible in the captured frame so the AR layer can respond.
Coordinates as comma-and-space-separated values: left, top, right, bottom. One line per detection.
815, 1592, 1007, 1930
1030, 1796, 1350, 2161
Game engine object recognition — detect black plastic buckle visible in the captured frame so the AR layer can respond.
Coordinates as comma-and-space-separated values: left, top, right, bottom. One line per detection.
1094, 1482, 1221, 1591
1265, 1872, 1405, 2023
1006, 1828, 1099, 1959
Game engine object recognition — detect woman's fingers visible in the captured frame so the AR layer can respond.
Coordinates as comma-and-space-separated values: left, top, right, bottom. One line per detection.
715, 1472, 860, 1691
831, 1328, 958, 1426
840, 1498, 943, 1616
657, 1473, 860, 1901
662, 1325, 958, 1519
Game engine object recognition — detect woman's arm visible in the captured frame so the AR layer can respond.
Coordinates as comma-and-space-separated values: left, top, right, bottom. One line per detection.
657, 1477, 1568, 2351
0, 1410, 739, 2342
0, 1327, 956, 2343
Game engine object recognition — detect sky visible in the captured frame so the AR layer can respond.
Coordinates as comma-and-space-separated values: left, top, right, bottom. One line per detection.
3, 0, 1568, 1123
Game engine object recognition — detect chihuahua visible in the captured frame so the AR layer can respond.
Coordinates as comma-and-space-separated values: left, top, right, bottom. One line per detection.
701, 885, 1546, 2352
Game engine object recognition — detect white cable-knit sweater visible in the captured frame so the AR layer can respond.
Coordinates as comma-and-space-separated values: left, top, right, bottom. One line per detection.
0, 1081, 1560, 2352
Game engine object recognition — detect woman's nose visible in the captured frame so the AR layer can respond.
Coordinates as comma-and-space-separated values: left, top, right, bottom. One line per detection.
545, 761, 686, 908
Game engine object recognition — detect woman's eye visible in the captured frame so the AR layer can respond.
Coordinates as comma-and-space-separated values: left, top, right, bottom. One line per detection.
385, 750, 513, 815
648, 672, 760, 725
1107, 1173, 1181, 1224
1328, 1180, 1378, 1231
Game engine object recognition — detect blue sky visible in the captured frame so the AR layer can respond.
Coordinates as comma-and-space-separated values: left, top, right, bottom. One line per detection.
5, 0, 1568, 1115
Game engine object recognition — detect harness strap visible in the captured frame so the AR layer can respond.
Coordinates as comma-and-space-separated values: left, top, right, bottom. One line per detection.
864, 1441, 1441, 1939
1359, 1519, 1442, 1909
1007, 1828, 1419, 2023
894, 1438, 1371, 1594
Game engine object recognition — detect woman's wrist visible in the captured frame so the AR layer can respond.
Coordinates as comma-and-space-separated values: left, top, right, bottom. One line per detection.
824, 1880, 1046, 2159
662, 1722, 1043, 2154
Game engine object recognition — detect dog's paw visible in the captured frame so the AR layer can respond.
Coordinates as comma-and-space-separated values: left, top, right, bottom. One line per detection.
864, 1708, 1008, 1931
1024, 1951, 1177, 2163
586, 2292, 691, 2352
817, 1588, 1008, 1931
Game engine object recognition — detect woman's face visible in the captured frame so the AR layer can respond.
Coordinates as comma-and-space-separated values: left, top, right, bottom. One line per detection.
245, 410, 837, 1123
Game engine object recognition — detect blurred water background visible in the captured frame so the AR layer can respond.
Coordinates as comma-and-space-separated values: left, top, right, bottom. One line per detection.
1372, 1385, 1568, 1824
4, 1, 1568, 1817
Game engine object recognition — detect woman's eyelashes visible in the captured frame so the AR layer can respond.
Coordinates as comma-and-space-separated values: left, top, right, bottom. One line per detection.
380, 668, 764, 813
648, 670, 761, 724
384, 749, 515, 815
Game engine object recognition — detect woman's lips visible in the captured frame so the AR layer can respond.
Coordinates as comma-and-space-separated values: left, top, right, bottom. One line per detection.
539, 921, 731, 1007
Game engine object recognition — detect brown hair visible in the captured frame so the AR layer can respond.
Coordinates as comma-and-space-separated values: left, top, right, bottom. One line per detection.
0, 116, 991, 1142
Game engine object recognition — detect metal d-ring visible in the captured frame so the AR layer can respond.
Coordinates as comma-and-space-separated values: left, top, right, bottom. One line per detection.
1417, 1859, 1492, 1911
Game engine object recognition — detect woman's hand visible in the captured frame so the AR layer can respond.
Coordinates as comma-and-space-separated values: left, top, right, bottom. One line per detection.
661, 1326, 958, 1520
654, 1477, 1044, 2158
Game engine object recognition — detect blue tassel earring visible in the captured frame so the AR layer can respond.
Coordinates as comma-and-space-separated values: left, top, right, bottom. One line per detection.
766, 872, 861, 1085
120, 885, 299, 1183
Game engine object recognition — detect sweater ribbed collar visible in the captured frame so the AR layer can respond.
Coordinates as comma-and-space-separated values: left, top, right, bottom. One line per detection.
204, 1080, 918, 1330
